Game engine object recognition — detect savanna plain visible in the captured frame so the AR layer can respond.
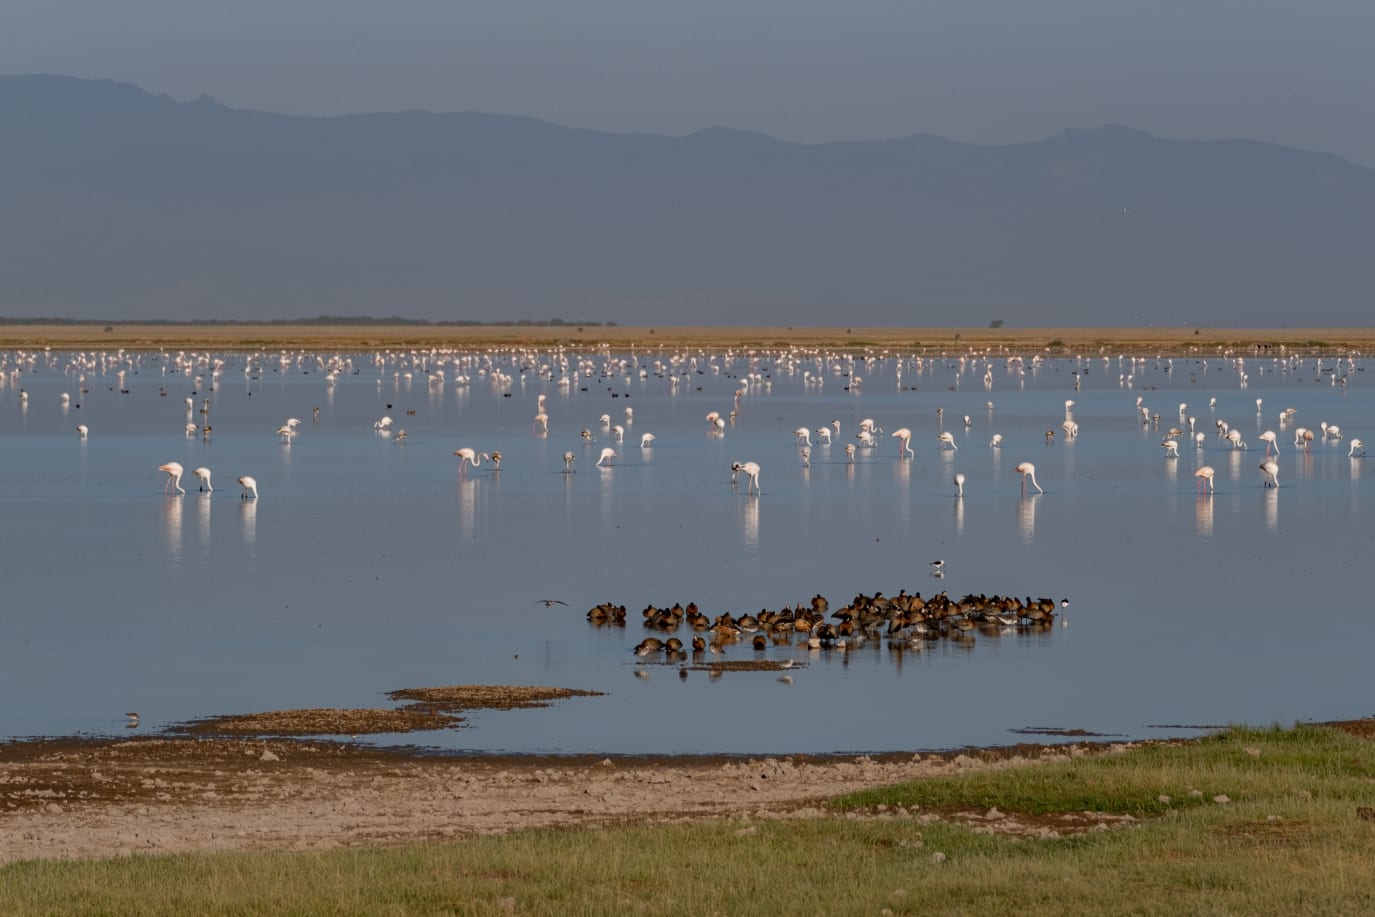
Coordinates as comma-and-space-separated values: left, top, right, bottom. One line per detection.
4, 325, 1375, 915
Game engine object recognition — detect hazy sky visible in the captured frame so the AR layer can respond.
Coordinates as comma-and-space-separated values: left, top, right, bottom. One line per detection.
5, 0, 1374, 165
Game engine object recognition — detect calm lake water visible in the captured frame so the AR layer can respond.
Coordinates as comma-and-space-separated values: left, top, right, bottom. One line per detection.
1, 345, 1371, 754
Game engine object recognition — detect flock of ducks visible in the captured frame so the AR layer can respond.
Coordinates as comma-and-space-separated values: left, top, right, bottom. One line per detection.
589, 589, 1068, 667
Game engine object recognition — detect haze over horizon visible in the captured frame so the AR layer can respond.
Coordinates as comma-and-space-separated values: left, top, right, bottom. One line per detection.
2, 2, 1372, 327
4, 1, 1373, 167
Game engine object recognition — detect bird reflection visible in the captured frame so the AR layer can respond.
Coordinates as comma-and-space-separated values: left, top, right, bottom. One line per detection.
1263, 487, 1279, 534
742, 495, 760, 548
954, 494, 965, 536
1194, 494, 1214, 538
240, 498, 257, 548
162, 495, 184, 567
1018, 494, 1038, 542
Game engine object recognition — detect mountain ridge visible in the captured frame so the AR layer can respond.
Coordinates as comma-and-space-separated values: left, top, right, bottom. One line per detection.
1, 74, 1371, 326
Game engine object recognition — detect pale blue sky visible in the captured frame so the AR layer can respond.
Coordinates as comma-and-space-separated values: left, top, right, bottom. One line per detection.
4, 0, 1374, 163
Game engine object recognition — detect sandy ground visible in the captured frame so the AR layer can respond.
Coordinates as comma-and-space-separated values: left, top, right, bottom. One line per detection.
5, 719, 1374, 864
0, 735, 1146, 864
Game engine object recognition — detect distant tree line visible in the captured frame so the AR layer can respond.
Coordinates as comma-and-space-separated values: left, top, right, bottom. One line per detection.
0, 316, 613, 328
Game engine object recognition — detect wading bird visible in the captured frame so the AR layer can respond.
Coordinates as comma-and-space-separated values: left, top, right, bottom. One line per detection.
159, 462, 185, 494
1194, 466, 1215, 494
563, 451, 576, 473
731, 461, 761, 494
238, 476, 258, 499
453, 448, 490, 475
1349, 439, 1365, 457
596, 447, 616, 467
192, 466, 212, 492
891, 428, 914, 458
954, 473, 965, 497
1260, 461, 1280, 488
1015, 462, 1043, 494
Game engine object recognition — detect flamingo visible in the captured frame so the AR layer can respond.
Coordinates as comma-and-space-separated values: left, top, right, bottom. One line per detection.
1259, 430, 1279, 454
816, 427, 832, 445
937, 432, 958, 451
277, 424, 296, 444
1062, 420, 1079, 439
954, 473, 965, 497
1260, 461, 1280, 488
1015, 462, 1043, 494
76, 424, 88, 439
1301, 429, 1315, 452
989, 433, 1003, 448
453, 448, 490, 475
563, 451, 576, 473
844, 443, 856, 463
238, 475, 258, 499
731, 461, 761, 494
159, 462, 186, 494
1194, 466, 1215, 494
640, 433, 656, 448
533, 412, 549, 433
596, 447, 616, 467
1349, 439, 1365, 457
794, 427, 812, 446
192, 467, 212, 492
1162, 439, 1179, 457
1227, 429, 1246, 450
891, 428, 914, 458
611, 424, 624, 443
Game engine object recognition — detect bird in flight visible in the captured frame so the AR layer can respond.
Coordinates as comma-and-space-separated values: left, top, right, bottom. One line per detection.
537, 599, 569, 608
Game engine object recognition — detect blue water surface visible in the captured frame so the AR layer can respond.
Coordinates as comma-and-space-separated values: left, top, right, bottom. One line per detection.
1, 345, 1370, 754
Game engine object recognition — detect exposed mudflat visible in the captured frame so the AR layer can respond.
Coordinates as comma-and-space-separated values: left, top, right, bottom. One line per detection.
2, 718, 1372, 864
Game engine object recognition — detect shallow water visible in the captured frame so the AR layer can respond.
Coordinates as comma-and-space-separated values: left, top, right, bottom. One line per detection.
1, 346, 1371, 754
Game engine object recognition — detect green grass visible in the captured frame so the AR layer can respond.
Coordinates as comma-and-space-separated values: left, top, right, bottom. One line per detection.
5, 725, 1375, 915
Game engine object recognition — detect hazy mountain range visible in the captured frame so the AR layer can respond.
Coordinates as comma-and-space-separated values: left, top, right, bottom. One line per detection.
2, 74, 1373, 327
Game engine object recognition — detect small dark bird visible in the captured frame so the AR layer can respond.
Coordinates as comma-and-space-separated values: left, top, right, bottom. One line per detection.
125, 712, 140, 728
537, 599, 569, 608
929, 560, 945, 577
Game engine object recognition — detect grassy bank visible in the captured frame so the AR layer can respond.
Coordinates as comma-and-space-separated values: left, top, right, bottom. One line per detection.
2, 323, 1374, 354
4, 724, 1375, 915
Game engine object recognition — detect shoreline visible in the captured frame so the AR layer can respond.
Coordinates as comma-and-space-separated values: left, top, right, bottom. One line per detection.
4, 720, 1372, 864
1, 323, 1374, 353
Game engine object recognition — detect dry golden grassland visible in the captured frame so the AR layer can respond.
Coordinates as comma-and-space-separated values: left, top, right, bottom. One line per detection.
2, 323, 1374, 353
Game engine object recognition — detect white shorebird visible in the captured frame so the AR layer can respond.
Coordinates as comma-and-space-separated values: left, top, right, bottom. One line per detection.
1349, 439, 1365, 457
794, 427, 812, 446
731, 461, 761, 494
1161, 439, 1179, 457
563, 451, 576, 473
1259, 461, 1280, 488
453, 448, 490, 475
954, 473, 965, 497
937, 431, 958, 451
1015, 462, 1043, 494
640, 433, 655, 448
1194, 466, 1215, 494
238, 476, 258, 499
159, 462, 185, 494
891, 428, 914, 458
76, 424, 88, 438
596, 447, 616, 467
192, 466, 212, 492
989, 433, 1003, 448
